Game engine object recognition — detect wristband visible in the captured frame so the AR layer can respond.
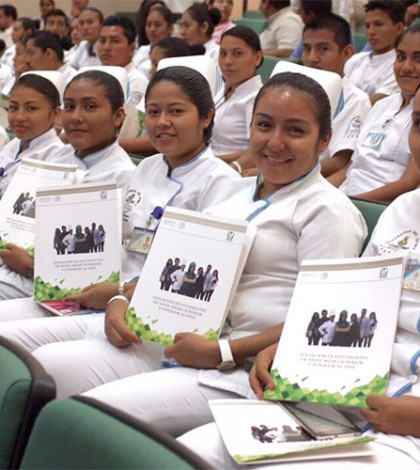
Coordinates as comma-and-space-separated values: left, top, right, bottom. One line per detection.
118, 281, 126, 295
231, 160, 242, 174
107, 295, 129, 307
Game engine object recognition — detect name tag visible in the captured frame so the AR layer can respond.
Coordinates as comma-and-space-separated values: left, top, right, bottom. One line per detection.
361, 132, 386, 151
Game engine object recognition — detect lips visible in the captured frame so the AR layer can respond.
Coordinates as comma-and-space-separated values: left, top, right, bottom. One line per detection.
265, 154, 294, 165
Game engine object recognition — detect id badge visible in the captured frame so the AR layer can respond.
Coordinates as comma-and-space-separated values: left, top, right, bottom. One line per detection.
361, 131, 386, 151
403, 254, 420, 291
127, 227, 155, 255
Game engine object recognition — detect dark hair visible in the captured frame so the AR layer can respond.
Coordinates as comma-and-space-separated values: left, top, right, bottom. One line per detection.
44, 8, 69, 27
30, 30, 64, 61
102, 15, 136, 44
18, 32, 34, 46
395, 20, 420, 48
151, 36, 205, 57
145, 66, 214, 143
253, 72, 331, 140
364, 1, 405, 24
221, 25, 263, 68
303, 13, 352, 50
80, 7, 104, 24
16, 17, 36, 35
0, 4, 17, 21
11, 73, 60, 108
269, 0, 290, 11
184, 3, 221, 37
0, 38, 5, 53
136, 0, 165, 46
147, 5, 174, 28
66, 70, 124, 112
300, 0, 332, 16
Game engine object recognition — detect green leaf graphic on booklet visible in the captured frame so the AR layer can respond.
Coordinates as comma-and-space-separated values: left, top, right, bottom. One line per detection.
125, 307, 219, 346
264, 369, 388, 407
34, 271, 120, 301
0, 238, 34, 258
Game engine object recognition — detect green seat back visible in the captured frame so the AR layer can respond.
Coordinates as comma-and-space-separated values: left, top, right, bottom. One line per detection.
20, 397, 209, 469
354, 33, 367, 52
258, 56, 280, 83
114, 11, 138, 26
243, 10, 265, 19
129, 154, 144, 166
351, 198, 387, 250
235, 18, 267, 35
0, 337, 55, 468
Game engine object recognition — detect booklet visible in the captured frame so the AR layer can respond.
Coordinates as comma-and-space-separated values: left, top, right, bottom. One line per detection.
0, 158, 78, 254
125, 207, 256, 346
210, 399, 375, 465
264, 255, 405, 408
34, 182, 122, 315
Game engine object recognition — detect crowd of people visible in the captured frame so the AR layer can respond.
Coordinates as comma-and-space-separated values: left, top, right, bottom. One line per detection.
0, 0, 418, 469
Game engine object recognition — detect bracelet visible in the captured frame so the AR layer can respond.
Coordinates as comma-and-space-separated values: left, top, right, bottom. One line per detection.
231, 160, 242, 174
118, 281, 126, 295
107, 295, 130, 307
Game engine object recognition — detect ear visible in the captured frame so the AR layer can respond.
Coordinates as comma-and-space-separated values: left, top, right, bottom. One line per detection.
318, 130, 331, 154
255, 50, 263, 69
203, 107, 214, 131
112, 106, 126, 129
396, 21, 405, 35
200, 20, 210, 35
342, 44, 354, 63
129, 42, 136, 57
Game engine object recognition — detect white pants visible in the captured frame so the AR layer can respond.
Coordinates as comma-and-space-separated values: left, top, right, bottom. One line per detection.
0, 297, 48, 321
178, 423, 420, 469
0, 282, 30, 301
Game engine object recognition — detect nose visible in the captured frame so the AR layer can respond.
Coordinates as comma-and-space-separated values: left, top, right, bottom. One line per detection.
70, 105, 84, 123
401, 57, 415, 73
307, 48, 318, 65
266, 128, 287, 151
156, 111, 171, 127
14, 107, 26, 122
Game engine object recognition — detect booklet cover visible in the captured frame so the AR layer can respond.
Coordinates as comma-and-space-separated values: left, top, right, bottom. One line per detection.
0, 158, 78, 254
125, 207, 256, 346
34, 182, 122, 313
264, 255, 405, 407
210, 399, 374, 465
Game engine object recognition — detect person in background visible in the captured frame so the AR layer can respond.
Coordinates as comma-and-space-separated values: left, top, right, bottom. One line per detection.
69, 0, 89, 22
179, 3, 221, 63
70, 7, 103, 69
1, 17, 35, 71
0, 4, 17, 48
331, 23, 420, 203
258, 0, 303, 57
65, 16, 83, 63
212, 0, 235, 44
98, 15, 149, 106
44, 9, 69, 39
136, 0, 165, 47
133, 4, 174, 77
26, 31, 77, 84
344, 0, 405, 105
39, 0, 55, 28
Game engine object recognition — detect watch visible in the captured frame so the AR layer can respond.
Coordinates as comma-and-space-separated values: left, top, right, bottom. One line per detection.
216, 339, 236, 371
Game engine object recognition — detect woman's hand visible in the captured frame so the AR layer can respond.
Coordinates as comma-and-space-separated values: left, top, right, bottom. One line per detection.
360, 395, 420, 438
0, 243, 33, 277
105, 297, 141, 348
249, 343, 278, 399
65, 282, 119, 309
164, 333, 221, 369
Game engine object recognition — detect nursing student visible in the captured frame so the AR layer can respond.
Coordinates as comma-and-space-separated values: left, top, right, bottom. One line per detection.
0, 72, 367, 438
179, 79, 420, 470
179, 3, 221, 64
0, 70, 135, 305
133, 4, 174, 78
211, 26, 263, 162
0, 66, 238, 323
331, 23, 420, 203
0, 73, 66, 300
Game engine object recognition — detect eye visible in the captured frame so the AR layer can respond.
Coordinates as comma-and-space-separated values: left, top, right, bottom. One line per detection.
254, 119, 271, 130
63, 103, 75, 111
146, 108, 159, 117
287, 126, 305, 136
170, 108, 184, 115
233, 51, 243, 57
8, 104, 17, 112
84, 103, 97, 111
396, 52, 405, 62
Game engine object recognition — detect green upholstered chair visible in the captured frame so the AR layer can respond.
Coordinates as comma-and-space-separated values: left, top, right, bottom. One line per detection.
129, 153, 144, 166
257, 56, 280, 83
20, 396, 211, 469
0, 336, 55, 469
235, 17, 267, 35
351, 198, 388, 250
354, 33, 367, 52
114, 11, 138, 26
243, 10, 265, 19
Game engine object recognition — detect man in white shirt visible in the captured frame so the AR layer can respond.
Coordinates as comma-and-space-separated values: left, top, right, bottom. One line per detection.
344, 0, 405, 104
71, 7, 102, 69
98, 15, 148, 106
0, 4, 16, 48
259, 0, 303, 57
318, 315, 336, 346
302, 14, 371, 178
